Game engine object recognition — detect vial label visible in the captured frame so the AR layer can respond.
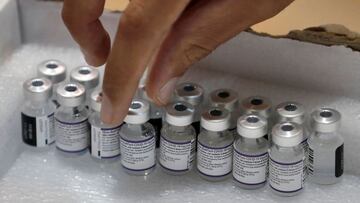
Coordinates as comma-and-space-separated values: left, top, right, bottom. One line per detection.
233, 150, 268, 185
335, 144, 344, 177
269, 157, 304, 193
55, 119, 90, 152
159, 136, 195, 171
149, 118, 162, 148
197, 142, 233, 177
301, 138, 309, 155
21, 113, 55, 147
120, 136, 156, 171
91, 125, 121, 159
308, 147, 314, 175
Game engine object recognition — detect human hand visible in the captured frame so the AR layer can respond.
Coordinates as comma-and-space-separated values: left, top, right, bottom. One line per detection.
62, 0, 293, 125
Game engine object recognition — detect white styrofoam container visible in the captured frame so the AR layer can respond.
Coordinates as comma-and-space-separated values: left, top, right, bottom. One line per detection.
0, 0, 360, 202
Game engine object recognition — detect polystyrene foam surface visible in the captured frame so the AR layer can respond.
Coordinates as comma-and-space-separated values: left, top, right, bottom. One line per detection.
0, 146, 359, 203
0, 45, 360, 202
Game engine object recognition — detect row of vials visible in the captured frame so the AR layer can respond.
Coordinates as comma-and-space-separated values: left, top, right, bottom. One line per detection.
21, 60, 344, 197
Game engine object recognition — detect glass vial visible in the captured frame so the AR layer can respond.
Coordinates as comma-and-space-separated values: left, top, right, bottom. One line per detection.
37, 59, 67, 107
70, 66, 100, 108
89, 89, 121, 161
308, 108, 344, 184
197, 107, 234, 181
137, 86, 163, 148
21, 77, 56, 148
240, 96, 272, 139
209, 88, 239, 135
55, 82, 90, 156
233, 114, 269, 189
120, 99, 156, 176
159, 101, 196, 175
269, 122, 305, 197
174, 82, 204, 135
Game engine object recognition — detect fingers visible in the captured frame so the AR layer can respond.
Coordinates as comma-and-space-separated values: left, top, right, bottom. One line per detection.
62, 0, 110, 66
146, 0, 293, 105
101, 0, 191, 125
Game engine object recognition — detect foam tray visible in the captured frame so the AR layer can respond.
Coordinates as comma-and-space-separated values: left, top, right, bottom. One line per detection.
0, 0, 360, 202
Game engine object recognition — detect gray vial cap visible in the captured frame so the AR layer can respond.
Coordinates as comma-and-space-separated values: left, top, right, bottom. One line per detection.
23, 77, 52, 102
311, 108, 341, 133
272, 122, 303, 147
276, 101, 306, 125
237, 114, 268, 139
37, 59, 67, 84
90, 88, 102, 112
70, 66, 99, 90
56, 82, 85, 107
174, 82, 204, 106
241, 96, 272, 119
210, 88, 239, 112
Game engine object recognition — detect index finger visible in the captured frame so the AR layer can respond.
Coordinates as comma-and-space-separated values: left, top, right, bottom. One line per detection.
101, 0, 190, 125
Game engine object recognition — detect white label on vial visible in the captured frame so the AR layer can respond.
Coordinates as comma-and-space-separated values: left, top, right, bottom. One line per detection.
22, 113, 55, 147
91, 125, 121, 159
197, 142, 233, 177
55, 119, 90, 152
269, 157, 304, 193
120, 136, 156, 171
159, 136, 195, 171
233, 150, 268, 185
36, 113, 55, 147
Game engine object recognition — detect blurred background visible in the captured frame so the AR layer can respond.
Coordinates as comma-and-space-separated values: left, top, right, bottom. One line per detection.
104, 0, 360, 35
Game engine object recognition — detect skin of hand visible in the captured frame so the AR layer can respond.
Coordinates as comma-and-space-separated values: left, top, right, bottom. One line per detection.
62, 0, 294, 125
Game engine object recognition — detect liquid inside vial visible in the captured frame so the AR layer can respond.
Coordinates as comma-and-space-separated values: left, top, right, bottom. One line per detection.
269, 124, 305, 197
159, 102, 196, 175
197, 108, 234, 182
233, 115, 269, 189
120, 123, 156, 176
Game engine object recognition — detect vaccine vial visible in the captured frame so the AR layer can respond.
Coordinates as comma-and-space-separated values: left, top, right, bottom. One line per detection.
137, 86, 163, 148
159, 101, 196, 175
197, 107, 234, 181
120, 99, 156, 176
21, 77, 56, 148
308, 108, 344, 184
269, 122, 305, 197
89, 89, 121, 161
209, 88, 239, 135
240, 96, 272, 139
233, 114, 269, 189
55, 82, 90, 155
37, 59, 67, 107
70, 66, 100, 107
275, 102, 309, 159
174, 82, 204, 135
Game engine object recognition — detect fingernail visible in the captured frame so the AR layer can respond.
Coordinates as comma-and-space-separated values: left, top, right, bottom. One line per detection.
157, 77, 179, 104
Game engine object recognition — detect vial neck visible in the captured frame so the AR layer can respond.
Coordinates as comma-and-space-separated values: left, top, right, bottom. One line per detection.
127, 123, 145, 131
204, 129, 227, 137
168, 124, 188, 133
313, 131, 338, 140
240, 136, 263, 145
26, 99, 48, 109
60, 105, 85, 115
274, 144, 297, 152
